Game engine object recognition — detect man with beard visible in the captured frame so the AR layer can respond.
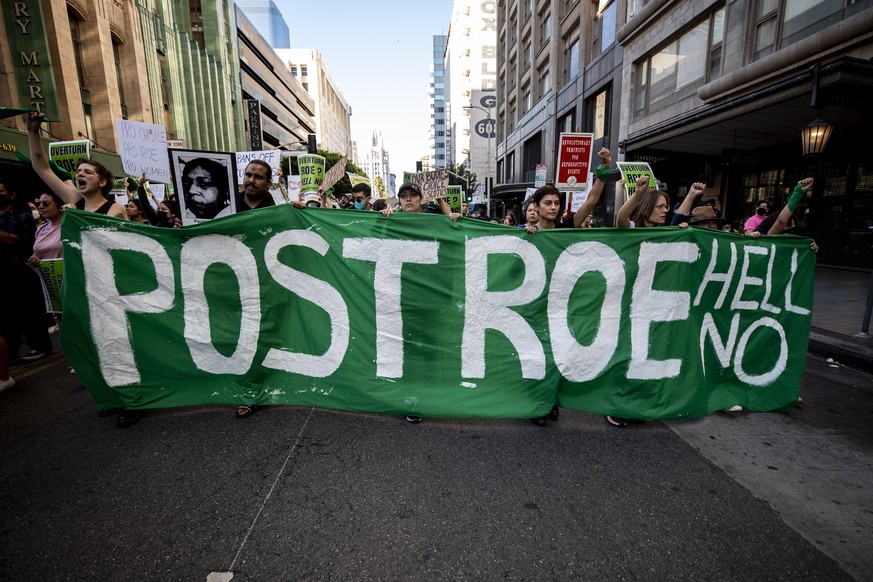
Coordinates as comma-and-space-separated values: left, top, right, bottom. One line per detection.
237, 160, 276, 212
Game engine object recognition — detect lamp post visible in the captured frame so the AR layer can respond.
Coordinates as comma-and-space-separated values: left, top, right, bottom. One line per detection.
463, 105, 494, 214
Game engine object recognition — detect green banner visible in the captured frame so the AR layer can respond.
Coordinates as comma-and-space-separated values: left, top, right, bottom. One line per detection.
59, 208, 815, 418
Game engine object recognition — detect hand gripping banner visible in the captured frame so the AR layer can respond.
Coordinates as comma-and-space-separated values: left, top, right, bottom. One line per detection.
59, 206, 814, 419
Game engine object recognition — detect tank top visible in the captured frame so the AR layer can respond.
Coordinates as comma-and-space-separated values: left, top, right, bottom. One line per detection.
75, 198, 115, 215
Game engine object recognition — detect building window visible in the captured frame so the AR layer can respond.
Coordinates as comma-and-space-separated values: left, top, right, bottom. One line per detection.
289, 65, 298, 76
540, 13, 551, 47
506, 151, 515, 182
753, 0, 864, 61
559, 111, 574, 134
68, 10, 95, 139
596, 1, 617, 54
538, 68, 551, 98
590, 88, 609, 140
563, 38, 580, 84
523, 86, 532, 112
633, 8, 725, 118
523, 40, 532, 69
113, 40, 128, 119
301, 65, 308, 76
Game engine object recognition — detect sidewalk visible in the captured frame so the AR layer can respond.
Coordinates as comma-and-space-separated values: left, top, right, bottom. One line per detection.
809, 265, 873, 372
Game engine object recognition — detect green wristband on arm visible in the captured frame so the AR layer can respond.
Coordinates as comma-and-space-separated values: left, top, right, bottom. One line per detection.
787, 182, 807, 212
594, 165, 611, 182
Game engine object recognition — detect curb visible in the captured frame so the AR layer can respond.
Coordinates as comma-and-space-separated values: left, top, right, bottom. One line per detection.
808, 328, 873, 373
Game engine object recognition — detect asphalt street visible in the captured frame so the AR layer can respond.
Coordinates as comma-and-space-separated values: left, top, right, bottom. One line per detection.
0, 344, 870, 581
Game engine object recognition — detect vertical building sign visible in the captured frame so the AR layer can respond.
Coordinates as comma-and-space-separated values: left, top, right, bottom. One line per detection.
4, 1, 61, 120
246, 99, 262, 150
469, 0, 497, 185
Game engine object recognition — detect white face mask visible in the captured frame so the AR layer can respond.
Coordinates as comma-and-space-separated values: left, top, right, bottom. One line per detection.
32, 210, 41, 220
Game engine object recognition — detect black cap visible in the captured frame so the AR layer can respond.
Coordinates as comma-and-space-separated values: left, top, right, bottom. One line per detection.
398, 182, 422, 197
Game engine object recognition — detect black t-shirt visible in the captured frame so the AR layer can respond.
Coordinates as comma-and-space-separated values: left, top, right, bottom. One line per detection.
236, 191, 276, 212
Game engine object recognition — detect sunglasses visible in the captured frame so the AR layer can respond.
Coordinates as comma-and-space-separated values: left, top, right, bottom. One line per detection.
354, 197, 365, 202
36, 200, 53, 207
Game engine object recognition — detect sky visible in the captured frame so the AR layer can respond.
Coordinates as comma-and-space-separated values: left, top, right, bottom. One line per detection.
274, 1, 453, 178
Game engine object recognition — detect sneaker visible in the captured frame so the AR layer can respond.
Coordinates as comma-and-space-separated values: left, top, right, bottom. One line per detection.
606, 415, 629, 427
405, 416, 422, 424
530, 416, 547, 427
0, 377, 16, 393
20, 349, 50, 361
723, 405, 743, 413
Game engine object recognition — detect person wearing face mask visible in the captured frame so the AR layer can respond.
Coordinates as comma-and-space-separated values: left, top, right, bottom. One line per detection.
350, 183, 372, 210
743, 199, 770, 234
0, 178, 53, 365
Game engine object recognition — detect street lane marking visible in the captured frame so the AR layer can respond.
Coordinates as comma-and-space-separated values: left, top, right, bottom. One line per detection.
209, 406, 316, 580
10, 353, 67, 381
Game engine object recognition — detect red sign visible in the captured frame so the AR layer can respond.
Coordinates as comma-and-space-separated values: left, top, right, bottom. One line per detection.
555, 133, 594, 190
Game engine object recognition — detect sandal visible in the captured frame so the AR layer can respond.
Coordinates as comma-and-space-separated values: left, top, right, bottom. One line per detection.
235, 405, 259, 419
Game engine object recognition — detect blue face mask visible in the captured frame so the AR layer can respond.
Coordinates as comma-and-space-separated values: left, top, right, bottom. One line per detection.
354, 200, 366, 210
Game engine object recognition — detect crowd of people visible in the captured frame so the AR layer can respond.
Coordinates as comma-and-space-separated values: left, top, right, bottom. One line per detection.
1, 115, 817, 429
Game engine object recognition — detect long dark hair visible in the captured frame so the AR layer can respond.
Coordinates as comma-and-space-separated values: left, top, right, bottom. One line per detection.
630, 190, 668, 227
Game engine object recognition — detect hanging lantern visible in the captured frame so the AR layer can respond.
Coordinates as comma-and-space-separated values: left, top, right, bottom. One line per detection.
800, 116, 833, 156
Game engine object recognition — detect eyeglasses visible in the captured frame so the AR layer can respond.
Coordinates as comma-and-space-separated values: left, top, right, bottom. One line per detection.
36, 201, 53, 207
354, 197, 365, 202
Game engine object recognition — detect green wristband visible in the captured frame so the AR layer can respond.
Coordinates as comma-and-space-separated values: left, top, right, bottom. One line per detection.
787, 182, 806, 212
594, 165, 611, 182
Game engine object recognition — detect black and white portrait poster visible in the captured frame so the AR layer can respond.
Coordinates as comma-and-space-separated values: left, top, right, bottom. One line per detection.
169, 149, 237, 225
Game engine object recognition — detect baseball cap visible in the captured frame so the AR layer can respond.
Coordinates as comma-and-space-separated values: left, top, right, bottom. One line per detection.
397, 182, 422, 197
303, 192, 321, 206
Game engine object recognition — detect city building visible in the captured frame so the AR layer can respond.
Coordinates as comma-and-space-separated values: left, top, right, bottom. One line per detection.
275, 49, 353, 160
360, 131, 392, 198
429, 34, 448, 170
236, 7, 315, 150
445, 0, 498, 194
494, 0, 873, 268
0, 0, 246, 185
234, 0, 289, 49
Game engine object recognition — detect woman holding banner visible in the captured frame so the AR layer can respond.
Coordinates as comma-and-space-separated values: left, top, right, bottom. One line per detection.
524, 147, 613, 426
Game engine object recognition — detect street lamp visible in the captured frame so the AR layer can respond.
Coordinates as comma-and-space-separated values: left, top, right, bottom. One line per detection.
463, 105, 494, 213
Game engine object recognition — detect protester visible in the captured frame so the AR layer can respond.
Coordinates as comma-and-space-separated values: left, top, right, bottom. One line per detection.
350, 183, 372, 210
502, 210, 518, 226
607, 173, 672, 427
180, 157, 232, 220
519, 198, 539, 229
524, 147, 613, 426
238, 160, 276, 212
381, 181, 460, 422
0, 178, 53, 364
231, 161, 278, 420
27, 112, 147, 427
126, 199, 150, 224
743, 199, 770, 234
670, 182, 707, 225
371, 198, 387, 212
0, 333, 14, 393
28, 191, 65, 264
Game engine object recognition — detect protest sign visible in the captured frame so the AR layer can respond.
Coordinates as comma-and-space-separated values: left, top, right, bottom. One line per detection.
556, 133, 593, 190
37, 259, 63, 313
48, 140, 89, 178
616, 161, 658, 197
535, 164, 547, 188
347, 173, 371, 187
235, 150, 281, 183
445, 185, 463, 213
115, 119, 171, 182
287, 175, 302, 202
410, 169, 448, 203
298, 154, 325, 194
60, 208, 814, 420
321, 156, 348, 192
168, 149, 237, 225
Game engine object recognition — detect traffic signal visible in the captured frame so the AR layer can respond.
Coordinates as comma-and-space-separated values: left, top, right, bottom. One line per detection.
465, 192, 472, 202
307, 134, 317, 153
416, 161, 423, 172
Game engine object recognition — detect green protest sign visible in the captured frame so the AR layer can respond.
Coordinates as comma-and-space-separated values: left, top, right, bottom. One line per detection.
445, 186, 463, 213
616, 161, 657, 197
49, 140, 90, 179
37, 259, 64, 314
298, 154, 325, 194
59, 209, 814, 419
